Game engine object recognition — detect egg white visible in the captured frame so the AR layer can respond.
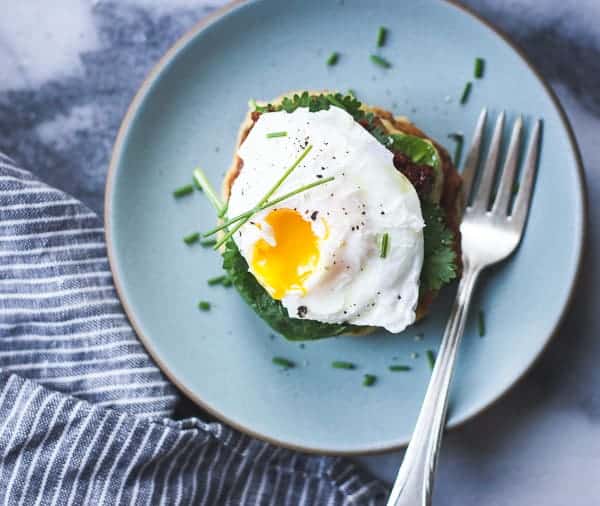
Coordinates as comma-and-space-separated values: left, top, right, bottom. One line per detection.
227, 106, 424, 333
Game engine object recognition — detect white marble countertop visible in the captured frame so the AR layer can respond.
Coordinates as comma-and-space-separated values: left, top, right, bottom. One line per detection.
1, 1, 599, 504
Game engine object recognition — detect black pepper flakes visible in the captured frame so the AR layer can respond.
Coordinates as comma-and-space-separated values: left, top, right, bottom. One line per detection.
296, 306, 308, 318
310, 211, 319, 221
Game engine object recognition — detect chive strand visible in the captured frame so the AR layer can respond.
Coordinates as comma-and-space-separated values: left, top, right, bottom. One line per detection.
376, 26, 387, 47
460, 82, 472, 105
200, 238, 217, 247
331, 361, 355, 370
426, 350, 436, 370
370, 54, 391, 68
173, 184, 194, 198
218, 200, 229, 218
474, 57, 485, 78
213, 145, 314, 249
197, 301, 211, 311
363, 374, 377, 387
389, 365, 411, 372
272, 357, 295, 368
448, 133, 464, 166
183, 232, 200, 245
193, 168, 224, 213
207, 275, 228, 286
266, 131, 288, 139
380, 232, 389, 258
326, 52, 339, 66
203, 177, 335, 238
478, 309, 486, 337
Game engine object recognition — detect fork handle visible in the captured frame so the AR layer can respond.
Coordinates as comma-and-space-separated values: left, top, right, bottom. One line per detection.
386, 263, 480, 506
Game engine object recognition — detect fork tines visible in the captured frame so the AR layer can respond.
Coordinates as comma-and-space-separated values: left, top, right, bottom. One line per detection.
462, 109, 542, 225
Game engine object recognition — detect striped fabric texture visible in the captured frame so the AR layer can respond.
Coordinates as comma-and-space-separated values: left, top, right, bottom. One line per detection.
0, 154, 388, 505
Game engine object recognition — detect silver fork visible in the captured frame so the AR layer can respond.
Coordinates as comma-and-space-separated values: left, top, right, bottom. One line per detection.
386, 110, 542, 506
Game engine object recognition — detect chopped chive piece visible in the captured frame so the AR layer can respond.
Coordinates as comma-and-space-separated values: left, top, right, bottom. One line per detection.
200, 238, 217, 247
389, 365, 411, 372
426, 350, 436, 370
193, 168, 224, 213
183, 232, 200, 245
460, 81, 472, 105
376, 26, 387, 47
218, 200, 229, 218
370, 54, 391, 68
207, 275, 228, 286
512, 181, 520, 195
197, 301, 211, 311
203, 177, 335, 238
448, 133, 464, 166
363, 374, 377, 387
272, 357, 295, 368
173, 184, 194, 198
478, 309, 486, 337
222, 277, 233, 287
213, 145, 314, 249
266, 131, 288, 139
380, 232, 390, 258
326, 52, 339, 66
331, 361, 355, 370
474, 57, 485, 78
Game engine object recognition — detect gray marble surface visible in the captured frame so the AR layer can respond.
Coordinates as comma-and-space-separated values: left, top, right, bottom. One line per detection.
1, 1, 599, 504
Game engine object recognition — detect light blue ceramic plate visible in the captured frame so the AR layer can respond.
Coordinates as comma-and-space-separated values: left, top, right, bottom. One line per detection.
105, 0, 585, 454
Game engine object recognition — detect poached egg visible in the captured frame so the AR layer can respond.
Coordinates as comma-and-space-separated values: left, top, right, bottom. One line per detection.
227, 106, 424, 333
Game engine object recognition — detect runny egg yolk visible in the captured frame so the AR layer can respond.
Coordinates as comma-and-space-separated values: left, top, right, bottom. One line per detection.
251, 208, 319, 300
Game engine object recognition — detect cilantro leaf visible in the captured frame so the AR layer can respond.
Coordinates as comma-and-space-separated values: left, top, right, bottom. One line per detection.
420, 201, 458, 292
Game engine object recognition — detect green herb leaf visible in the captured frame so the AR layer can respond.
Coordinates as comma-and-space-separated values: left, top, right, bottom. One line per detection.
332, 361, 356, 370
222, 240, 353, 341
474, 57, 485, 79
363, 374, 377, 386
420, 201, 458, 293
173, 184, 194, 198
376, 26, 387, 47
389, 133, 441, 170
183, 232, 200, 245
389, 365, 411, 372
197, 301, 211, 311
326, 52, 339, 66
460, 81, 473, 104
272, 357, 295, 368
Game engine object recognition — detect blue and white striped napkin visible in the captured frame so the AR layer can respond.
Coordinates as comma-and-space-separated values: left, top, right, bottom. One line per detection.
0, 152, 387, 505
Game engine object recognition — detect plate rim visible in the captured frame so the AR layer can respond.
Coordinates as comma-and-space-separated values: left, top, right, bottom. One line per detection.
104, 0, 587, 455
